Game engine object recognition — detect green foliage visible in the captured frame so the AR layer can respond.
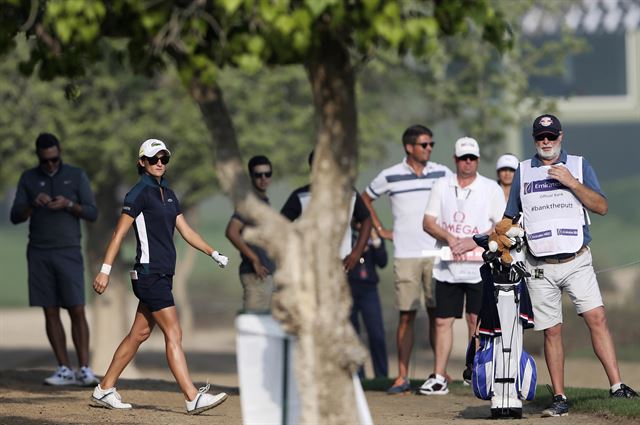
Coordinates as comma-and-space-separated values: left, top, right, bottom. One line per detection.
0, 0, 513, 83
0, 39, 215, 210
387, 0, 586, 156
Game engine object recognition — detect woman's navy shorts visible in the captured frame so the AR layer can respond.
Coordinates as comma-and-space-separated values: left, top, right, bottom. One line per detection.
131, 273, 175, 312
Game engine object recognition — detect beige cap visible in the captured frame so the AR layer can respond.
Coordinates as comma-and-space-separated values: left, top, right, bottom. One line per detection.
139, 139, 171, 158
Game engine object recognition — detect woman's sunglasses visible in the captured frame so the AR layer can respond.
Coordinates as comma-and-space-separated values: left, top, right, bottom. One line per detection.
145, 156, 170, 165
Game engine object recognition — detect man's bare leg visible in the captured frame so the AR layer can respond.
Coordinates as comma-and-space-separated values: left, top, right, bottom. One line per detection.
392, 310, 416, 386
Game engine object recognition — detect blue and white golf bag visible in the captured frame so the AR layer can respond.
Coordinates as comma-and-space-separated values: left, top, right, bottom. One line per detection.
468, 234, 537, 419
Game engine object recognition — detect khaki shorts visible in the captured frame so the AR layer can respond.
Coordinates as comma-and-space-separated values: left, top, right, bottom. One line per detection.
239, 273, 274, 313
393, 257, 436, 311
525, 246, 603, 331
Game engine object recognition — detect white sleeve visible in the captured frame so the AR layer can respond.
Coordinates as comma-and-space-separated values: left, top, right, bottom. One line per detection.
365, 171, 388, 199
424, 178, 443, 219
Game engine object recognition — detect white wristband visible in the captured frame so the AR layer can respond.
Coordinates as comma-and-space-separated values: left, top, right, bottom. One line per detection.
100, 263, 112, 275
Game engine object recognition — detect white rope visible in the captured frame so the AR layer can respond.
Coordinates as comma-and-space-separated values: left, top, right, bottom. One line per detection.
595, 259, 640, 275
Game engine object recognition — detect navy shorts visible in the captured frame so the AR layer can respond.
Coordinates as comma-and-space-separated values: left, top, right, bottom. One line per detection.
131, 273, 175, 312
435, 279, 483, 318
27, 246, 85, 308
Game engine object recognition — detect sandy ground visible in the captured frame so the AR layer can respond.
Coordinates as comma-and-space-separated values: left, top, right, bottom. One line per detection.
1, 308, 638, 424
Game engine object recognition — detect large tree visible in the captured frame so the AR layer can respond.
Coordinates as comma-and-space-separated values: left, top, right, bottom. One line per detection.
1, 1, 513, 422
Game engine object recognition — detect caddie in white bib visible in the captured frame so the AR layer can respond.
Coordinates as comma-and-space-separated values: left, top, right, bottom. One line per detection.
520, 155, 586, 256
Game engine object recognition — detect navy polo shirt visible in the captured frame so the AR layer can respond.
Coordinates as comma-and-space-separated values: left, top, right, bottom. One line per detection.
505, 150, 605, 247
10, 162, 98, 248
122, 174, 181, 275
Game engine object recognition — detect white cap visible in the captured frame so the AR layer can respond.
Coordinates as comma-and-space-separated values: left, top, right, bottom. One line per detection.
496, 154, 519, 170
139, 139, 171, 158
454, 137, 480, 158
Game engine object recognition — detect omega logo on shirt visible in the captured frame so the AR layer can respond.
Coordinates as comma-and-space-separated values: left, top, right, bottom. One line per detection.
442, 211, 479, 235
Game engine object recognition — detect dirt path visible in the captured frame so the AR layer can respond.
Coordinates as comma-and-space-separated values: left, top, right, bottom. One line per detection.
0, 369, 633, 425
1, 308, 637, 424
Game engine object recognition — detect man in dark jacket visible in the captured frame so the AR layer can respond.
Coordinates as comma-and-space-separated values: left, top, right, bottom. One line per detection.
348, 225, 388, 379
10, 133, 98, 386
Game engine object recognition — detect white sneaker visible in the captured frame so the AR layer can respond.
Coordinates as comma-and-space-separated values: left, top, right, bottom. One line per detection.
44, 366, 77, 386
186, 384, 228, 415
418, 373, 449, 395
76, 366, 100, 386
90, 384, 132, 409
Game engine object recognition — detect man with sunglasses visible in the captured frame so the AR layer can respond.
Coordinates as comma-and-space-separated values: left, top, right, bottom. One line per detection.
225, 155, 276, 312
10, 133, 99, 386
504, 114, 637, 417
421, 137, 505, 395
361, 125, 452, 394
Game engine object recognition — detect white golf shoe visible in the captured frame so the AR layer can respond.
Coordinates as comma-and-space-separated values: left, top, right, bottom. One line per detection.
76, 366, 100, 386
186, 383, 228, 415
91, 384, 132, 409
44, 366, 77, 386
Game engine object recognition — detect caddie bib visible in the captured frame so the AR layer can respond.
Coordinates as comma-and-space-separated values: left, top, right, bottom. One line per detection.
434, 175, 494, 283
520, 155, 585, 256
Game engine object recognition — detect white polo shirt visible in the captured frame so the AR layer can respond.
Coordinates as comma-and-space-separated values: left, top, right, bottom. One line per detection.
366, 158, 451, 258
424, 173, 505, 283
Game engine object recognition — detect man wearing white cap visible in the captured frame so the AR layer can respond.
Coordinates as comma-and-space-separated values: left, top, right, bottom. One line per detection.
420, 137, 505, 395
496, 153, 519, 202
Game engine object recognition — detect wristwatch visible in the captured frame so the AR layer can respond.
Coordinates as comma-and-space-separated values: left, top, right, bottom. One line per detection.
66, 200, 75, 211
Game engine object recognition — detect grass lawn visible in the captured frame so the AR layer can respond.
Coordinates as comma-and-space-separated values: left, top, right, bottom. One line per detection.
531, 386, 640, 419
361, 378, 640, 419
0, 225, 29, 306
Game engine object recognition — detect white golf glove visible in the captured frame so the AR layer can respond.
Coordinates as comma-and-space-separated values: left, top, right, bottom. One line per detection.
211, 250, 229, 268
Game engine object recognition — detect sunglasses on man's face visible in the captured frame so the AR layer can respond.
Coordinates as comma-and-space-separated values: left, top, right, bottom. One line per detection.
39, 156, 60, 165
534, 133, 559, 142
415, 141, 436, 149
456, 155, 478, 162
145, 155, 170, 165
253, 171, 272, 179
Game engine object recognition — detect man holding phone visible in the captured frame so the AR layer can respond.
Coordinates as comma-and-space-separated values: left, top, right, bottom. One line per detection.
10, 133, 99, 386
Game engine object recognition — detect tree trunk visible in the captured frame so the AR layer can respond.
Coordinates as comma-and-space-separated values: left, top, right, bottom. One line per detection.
292, 29, 364, 424
187, 31, 367, 422
85, 184, 140, 377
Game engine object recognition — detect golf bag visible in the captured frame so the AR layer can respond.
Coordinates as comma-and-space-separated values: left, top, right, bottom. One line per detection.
467, 233, 537, 419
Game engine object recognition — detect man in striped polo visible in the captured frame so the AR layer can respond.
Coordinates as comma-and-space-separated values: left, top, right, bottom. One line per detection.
361, 125, 452, 394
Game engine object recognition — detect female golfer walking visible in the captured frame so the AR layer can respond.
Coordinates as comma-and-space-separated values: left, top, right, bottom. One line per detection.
90, 139, 230, 414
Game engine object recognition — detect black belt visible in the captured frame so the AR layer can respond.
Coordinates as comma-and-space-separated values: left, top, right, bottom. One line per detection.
532, 246, 587, 264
